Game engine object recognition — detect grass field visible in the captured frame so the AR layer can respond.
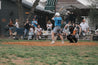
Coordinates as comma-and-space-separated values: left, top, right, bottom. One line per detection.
0, 39, 98, 65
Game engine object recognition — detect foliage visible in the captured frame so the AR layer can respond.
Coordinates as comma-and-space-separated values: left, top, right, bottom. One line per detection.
88, 0, 98, 29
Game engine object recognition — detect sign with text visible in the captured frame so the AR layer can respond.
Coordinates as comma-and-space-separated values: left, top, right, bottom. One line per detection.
45, 0, 58, 10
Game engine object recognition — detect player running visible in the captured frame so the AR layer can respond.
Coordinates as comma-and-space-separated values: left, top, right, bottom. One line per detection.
51, 12, 64, 44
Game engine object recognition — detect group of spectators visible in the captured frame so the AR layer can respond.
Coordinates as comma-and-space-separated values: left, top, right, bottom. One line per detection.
7, 15, 43, 40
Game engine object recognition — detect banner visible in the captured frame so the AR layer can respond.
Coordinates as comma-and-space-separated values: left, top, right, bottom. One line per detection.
45, 0, 58, 10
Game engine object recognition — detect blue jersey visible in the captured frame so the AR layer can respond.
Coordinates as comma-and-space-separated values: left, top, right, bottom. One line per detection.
54, 17, 62, 26
31, 21, 38, 27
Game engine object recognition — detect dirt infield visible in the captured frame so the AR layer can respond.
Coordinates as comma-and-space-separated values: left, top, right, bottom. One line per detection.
3, 41, 98, 46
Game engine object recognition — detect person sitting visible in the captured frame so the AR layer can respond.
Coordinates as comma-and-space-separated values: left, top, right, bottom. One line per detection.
28, 26, 34, 40
8, 19, 14, 38
46, 20, 53, 32
36, 25, 42, 40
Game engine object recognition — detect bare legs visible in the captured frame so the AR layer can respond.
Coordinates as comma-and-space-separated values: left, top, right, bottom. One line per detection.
51, 32, 64, 44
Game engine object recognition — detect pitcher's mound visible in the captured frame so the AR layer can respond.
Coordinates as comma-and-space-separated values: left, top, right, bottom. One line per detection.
3, 41, 98, 46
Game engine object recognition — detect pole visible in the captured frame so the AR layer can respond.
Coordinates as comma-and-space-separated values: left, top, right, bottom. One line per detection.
54, 0, 57, 13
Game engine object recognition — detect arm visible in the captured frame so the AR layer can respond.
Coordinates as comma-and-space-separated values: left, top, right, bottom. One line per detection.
64, 25, 68, 29
79, 26, 81, 35
52, 16, 55, 20
46, 24, 48, 28
87, 28, 89, 32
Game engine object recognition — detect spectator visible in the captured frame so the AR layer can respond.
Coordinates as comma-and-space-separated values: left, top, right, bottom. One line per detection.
15, 19, 19, 28
95, 29, 98, 35
33, 15, 38, 21
46, 20, 53, 32
65, 11, 70, 24
8, 19, 14, 37
23, 19, 30, 38
31, 18, 38, 28
28, 26, 34, 40
36, 25, 42, 40
80, 19, 89, 36
31, 18, 38, 39
15, 19, 19, 31
69, 12, 76, 24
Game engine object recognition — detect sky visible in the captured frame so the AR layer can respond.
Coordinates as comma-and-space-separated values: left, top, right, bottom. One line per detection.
77, 0, 93, 6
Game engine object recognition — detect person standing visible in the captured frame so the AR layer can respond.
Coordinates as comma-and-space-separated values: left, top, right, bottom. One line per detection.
31, 18, 38, 28
23, 19, 30, 38
51, 12, 64, 44
31, 18, 38, 39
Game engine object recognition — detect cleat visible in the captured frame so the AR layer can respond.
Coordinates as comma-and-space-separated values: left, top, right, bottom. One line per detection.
51, 41, 55, 44
62, 41, 64, 44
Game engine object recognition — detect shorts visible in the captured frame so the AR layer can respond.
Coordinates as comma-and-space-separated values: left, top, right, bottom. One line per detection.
53, 26, 61, 34
28, 32, 34, 36
9, 27, 13, 30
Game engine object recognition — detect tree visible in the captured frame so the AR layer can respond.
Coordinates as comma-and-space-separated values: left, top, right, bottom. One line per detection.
88, 0, 98, 30
27, 0, 40, 19
17, 0, 24, 27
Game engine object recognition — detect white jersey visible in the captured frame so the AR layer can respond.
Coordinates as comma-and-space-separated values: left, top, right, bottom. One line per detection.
65, 24, 71, 30
80, 22, 89, 31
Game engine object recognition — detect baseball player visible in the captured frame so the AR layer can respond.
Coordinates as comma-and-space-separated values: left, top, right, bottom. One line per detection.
51, 12, 64, 44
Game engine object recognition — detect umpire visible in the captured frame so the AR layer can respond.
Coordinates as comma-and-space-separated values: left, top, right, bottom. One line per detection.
67, 24, 78, 43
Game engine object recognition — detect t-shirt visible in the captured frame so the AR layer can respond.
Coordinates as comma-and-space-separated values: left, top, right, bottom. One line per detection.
24, 23, 30, 30
15, 22, 19, 28
80, 22, 89, 31
47, 24, 52, 29
37, 28, 42, 32
65, 24, 71, 30
29, 28, 34, 33
8, 23, 13, 27
53, 17, 62, 26
31, 21, 38, 27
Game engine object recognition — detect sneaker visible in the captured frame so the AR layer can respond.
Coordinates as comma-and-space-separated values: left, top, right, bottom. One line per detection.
62, 41, 64, 44
51, 41, 55, 44
39, 36, 41, 39
54, 36, 58, 41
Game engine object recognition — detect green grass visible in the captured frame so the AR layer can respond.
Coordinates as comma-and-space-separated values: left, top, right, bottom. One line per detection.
0, 39, 98, 65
